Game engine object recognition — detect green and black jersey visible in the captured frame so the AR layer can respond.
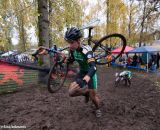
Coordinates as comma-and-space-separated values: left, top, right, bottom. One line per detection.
69, 44, 97, 89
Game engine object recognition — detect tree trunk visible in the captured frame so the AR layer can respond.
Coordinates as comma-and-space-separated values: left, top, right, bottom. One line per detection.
37, 0, 49, 84
38, 0, 49, 52
21, 13, 26, 51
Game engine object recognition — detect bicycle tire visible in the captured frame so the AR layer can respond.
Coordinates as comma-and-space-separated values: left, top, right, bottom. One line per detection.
47, 62, 68, 93
92, 33, 126, 65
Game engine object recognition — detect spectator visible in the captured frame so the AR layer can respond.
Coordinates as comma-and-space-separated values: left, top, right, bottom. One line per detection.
132, 53, 138, 66
137, 55, 143, 67
127, 56, 132, 66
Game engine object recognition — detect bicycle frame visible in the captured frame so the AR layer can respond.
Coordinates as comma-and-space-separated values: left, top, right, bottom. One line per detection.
82, 26, 109, 60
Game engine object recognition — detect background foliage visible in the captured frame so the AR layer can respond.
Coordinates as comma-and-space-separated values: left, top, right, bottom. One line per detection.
0, 0, 160, 51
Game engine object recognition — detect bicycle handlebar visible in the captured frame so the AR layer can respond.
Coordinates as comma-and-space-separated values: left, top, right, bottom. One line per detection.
32, 46, 69, 59
59, 46, 69, 51
47, 46, 69, 53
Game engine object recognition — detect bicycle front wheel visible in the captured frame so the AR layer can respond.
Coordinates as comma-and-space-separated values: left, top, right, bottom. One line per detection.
47, 62, 68, 93
92, 33, 126, 65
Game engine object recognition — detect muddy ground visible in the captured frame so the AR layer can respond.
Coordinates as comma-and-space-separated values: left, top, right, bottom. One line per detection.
0, 66, 160, 130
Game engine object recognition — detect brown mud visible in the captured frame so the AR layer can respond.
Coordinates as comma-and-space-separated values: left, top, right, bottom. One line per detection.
0, 67, 160, 130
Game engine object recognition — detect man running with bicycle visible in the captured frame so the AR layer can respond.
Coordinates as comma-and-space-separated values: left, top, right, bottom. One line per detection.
34, 27, 102, 117
64, 27, 101, 118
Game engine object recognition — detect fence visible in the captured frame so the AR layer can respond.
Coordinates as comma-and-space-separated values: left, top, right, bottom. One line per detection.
0, 61, 40, 94
0, 57, 80, 94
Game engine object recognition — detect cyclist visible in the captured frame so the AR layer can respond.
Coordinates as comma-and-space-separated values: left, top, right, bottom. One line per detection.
64, 27, 101, 117
115, 70, 132, 86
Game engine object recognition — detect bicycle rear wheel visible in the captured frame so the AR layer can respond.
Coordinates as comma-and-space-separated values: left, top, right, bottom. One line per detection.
92, 33, 126, 65
47, 62, 68, 93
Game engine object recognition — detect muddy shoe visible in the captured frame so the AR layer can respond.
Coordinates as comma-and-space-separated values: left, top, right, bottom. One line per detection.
95, 109, 102, 118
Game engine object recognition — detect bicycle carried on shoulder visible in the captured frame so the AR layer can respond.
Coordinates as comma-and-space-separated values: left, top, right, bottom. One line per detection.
81, 26, 126, 65
33, 24, 126, 93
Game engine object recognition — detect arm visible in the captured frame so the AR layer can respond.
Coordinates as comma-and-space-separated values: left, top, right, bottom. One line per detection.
37, 46, 57, 55
38, 46, 48, 55
83, 51, 96, 83
31, 46, 48, 60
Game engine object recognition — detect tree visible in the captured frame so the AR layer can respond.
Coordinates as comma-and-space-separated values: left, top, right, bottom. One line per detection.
36, 0, 50, 84
48, 0, 83, 46
137, 0, 160, 46
0, 0, 14, 50
37, 0, 49, 65
126, 0, 138, 45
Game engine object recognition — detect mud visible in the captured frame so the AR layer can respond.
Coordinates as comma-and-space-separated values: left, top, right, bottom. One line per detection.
0, 67, 160, 130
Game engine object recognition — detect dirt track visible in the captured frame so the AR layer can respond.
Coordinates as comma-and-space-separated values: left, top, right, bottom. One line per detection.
0, 67, 160, 130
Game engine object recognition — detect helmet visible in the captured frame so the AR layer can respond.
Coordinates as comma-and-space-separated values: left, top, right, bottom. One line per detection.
64, 27, 82, 41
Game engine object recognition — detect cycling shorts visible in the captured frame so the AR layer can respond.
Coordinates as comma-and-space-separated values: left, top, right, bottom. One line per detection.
75, 71, 97, 90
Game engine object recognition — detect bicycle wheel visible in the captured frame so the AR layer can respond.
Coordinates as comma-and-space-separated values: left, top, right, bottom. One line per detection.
92, 33, 126, 65
47, 62, 68, 93
62, 63, 78, 88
